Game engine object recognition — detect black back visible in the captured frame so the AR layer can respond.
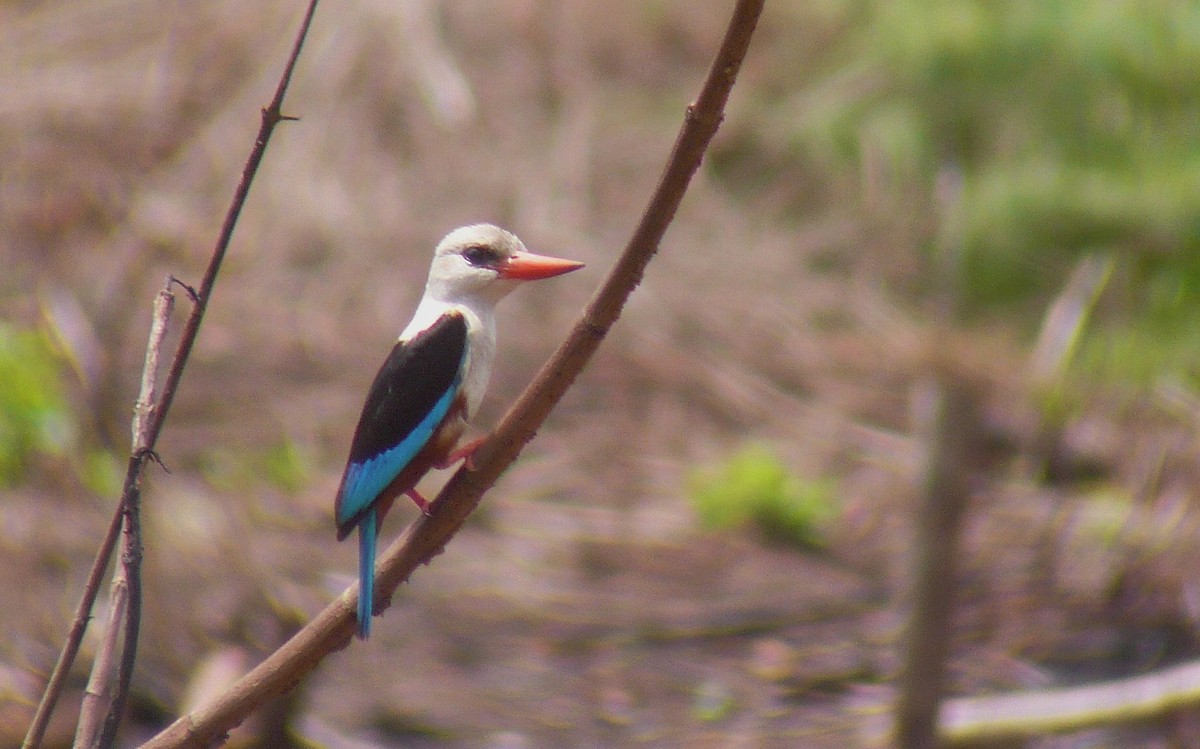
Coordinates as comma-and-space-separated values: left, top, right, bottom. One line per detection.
347, 312, 469, 464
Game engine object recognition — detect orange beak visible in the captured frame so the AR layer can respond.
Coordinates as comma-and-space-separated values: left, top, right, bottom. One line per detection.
498, 251, 585, 281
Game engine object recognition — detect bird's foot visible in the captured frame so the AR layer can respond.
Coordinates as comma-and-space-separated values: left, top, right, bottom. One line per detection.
436, 436, 487, 471
406, 489, 432, 516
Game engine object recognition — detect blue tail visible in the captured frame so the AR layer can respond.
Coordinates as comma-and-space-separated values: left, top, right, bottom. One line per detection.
357, 508, 377, 639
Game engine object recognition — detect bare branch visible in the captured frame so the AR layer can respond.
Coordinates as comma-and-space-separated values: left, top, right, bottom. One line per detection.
27, 284, 175, 749
138, 2, 765, 747
92, 456, 146, 749
72, 285, 173, 749
143, 0, 319, 444
22, 3, 319, 747
71, 574, 129, 749
21, 512, 121, 749
132, 287, 176, 451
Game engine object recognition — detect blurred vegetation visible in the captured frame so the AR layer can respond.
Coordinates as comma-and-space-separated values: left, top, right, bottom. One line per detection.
199, 437, 312, 494
688, 445, 839, 550
0, 321, 74, 486
785, 0, 1200, 382
691, 679, 736, 723
0, 320, 121, 495
262, 437, 312, 493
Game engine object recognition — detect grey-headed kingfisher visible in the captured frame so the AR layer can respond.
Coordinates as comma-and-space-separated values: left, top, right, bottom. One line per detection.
334, 224, 583, 638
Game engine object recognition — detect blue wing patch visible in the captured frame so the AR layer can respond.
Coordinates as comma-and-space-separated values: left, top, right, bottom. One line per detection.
334, 311, 470, 535
336, 382, 459, 526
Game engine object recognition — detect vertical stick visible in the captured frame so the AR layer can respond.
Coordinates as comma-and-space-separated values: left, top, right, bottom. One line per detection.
73, 285, 173, 749
23, 2, 318, 745
71, 582, 128, 749
894, 371, 978, 749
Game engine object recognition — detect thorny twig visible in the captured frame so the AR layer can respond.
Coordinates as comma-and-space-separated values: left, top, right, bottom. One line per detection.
140, 1, 765, 747
21, 3, 318, 747
74, 286, 174, 749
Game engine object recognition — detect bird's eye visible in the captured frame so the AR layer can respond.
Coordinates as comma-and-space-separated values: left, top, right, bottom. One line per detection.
462, 245, 498, 267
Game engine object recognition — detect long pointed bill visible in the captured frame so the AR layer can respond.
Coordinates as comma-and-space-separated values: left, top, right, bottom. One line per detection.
498, 251, 585, 281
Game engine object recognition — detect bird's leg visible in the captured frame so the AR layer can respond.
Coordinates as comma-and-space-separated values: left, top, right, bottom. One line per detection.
405, 488, 432, 516
436, 435, 487, 471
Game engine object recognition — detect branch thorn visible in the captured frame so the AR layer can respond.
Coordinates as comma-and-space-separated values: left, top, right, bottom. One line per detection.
168, 276, 199, 303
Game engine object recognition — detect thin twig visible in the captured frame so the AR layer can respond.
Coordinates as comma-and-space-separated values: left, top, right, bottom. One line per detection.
73, 286, 173, 749
95, 453, 146, 749
132, 287, 176, 449
21, 4, 318, 747
21, 511, 121, 749
100, 287, 175, 749
71, 574, 129, 749
144, 0, 313, 445
138, 2, 764, 747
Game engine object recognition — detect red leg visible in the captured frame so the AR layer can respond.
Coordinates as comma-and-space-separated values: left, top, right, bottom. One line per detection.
435, 435, 487, 471
406, 488, 432, 516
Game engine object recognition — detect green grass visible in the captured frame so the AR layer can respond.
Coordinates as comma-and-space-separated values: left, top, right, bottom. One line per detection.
780, 0, 1200, 372
200, 437, 312, 494
0, 320, 123, 495
0, 322, 74, 485
688, 445, 839, 550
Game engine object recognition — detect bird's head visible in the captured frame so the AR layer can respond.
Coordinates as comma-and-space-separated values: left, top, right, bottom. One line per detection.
425, 224, 584, 305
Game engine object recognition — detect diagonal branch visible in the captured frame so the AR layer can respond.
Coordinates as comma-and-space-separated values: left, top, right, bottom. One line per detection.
22, 510, 121, 749
145, 2, 314, 445
138, 1, 765, 747
22, 4, 319, 748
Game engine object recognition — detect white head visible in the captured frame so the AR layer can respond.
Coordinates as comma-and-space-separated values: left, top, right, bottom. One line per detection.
424, 224, 584, 306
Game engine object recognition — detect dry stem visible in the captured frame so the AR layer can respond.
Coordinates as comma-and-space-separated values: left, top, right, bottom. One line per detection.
71, 286, 174, 749
139, 1, 765, 747
21, 4, 318, 748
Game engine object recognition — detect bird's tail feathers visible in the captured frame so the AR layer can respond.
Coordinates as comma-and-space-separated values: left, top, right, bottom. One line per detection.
357, 508, 376, 639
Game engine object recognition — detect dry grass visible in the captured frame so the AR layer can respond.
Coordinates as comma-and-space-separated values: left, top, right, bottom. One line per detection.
4, 1, 1200, 747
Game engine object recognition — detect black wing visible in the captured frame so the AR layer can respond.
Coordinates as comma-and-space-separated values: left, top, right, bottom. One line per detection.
335, 312, 468, 527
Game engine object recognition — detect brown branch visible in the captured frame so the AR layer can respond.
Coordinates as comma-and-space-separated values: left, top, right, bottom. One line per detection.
22, 4, 318, 748
21, 513, 120, 749
73, 287, 173, 749
894, 367, 980, 749
131, 287, 177, 450
92, 285, 176, 747
72, 575, 129, 749
138, 2, 765, 747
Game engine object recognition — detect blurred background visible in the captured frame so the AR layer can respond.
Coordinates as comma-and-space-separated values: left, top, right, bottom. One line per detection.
3, 1, 1200, 746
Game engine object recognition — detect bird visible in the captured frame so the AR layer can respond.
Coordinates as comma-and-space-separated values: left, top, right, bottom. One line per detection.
334, 224, 584, 639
